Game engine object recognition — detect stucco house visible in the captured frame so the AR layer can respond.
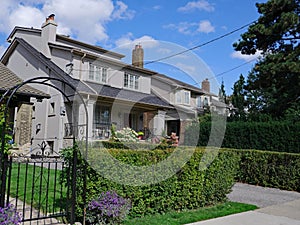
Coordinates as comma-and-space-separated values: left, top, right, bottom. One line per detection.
0, 62, 49, 149
1, 14, 225, 151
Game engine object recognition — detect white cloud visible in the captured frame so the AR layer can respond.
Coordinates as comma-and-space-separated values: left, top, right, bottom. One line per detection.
153, 5, 162, 10
175, 62, 196, 74
112, 1, 135, 20
157, 48, 172, 55
0, 0, 134, 44
115, 34, 159, 49
165, 20, 214, 35
197, 20, 215, 33
8, 5, 45, 30
231, 51, 262, 62
164, 22, 197, 35
178, 0, 214, 12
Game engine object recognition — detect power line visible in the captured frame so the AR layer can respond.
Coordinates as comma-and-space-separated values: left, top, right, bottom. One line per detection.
145, 20, 257, 65
212, 58, 257, 79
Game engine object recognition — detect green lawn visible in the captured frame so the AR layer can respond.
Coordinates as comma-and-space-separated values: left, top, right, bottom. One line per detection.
124, 202, 258, 225
8, 162, 68, 214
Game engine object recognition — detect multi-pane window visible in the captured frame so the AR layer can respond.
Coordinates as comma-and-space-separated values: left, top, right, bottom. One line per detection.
196, 96, 202, 108
89, 63, 107, 83
94, 105, 111, 125
175, 90, 190, 105
175, 91, 182, 104
183, 91, 190, 104
124, 73, 139, 90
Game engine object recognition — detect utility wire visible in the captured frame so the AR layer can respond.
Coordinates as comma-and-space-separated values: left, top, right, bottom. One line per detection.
145, 20, 257, 65
211, 58, 257, 79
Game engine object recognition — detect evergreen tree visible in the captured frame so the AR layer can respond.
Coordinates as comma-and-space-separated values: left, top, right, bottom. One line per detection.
233, 0, 300, 118
231, 74, 247, 120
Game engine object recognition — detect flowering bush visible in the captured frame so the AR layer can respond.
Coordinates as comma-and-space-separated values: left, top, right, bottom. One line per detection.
0, 204, 21, 225
113, 127, 139, 143
86, 191, 131, 225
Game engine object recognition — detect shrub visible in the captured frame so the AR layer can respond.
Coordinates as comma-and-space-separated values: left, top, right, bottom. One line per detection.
86, 191, 131, 225
233, 149, 300, 191
0, 204, 22, 225
184, 121, 300, 153
60, 146, 239, 220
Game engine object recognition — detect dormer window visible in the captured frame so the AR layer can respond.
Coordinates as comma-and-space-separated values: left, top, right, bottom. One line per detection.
89, 63, 107, 83
124, 72, 139, 90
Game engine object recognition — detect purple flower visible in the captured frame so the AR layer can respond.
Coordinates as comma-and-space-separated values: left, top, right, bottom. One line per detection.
87, 191, 131, 224
0, 204, 22, 225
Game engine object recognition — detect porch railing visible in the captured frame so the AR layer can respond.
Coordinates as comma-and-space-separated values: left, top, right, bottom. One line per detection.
64, 123, 111, 140
92, 123, 111, 139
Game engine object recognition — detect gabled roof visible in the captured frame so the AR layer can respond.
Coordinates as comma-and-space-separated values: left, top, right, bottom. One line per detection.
1, 37, 94, 95
7, 26, 124, 60
152, 73, 215, 96
1, 38, 173, 109
0, 62, 49, 99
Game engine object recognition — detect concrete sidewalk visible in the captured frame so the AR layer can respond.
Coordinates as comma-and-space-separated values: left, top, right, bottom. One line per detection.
186, 183, 300, 225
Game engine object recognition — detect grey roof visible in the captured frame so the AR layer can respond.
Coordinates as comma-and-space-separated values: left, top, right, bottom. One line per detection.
211, 98, 228, 108
0, 62, 49, 98
152, 73, 214, 96
7, 26, 124, 59
85, 81, 173, 108
5, 38, 94, 96
2, 38, 173, 109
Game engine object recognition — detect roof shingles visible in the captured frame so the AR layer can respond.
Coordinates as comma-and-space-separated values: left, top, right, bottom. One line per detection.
0, 62, 49, 98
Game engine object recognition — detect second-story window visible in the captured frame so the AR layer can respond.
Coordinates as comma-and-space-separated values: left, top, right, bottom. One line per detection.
124, 73, 139, 90
89, 63, 107, 83
183, 91, 190, 104
196, 96, 202, 108
175, 90, 190, 105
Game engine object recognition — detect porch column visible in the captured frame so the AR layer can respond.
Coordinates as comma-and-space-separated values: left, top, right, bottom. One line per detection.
86, 100, 96, 141
153, 110, 166, 136
77, 99, 95, 142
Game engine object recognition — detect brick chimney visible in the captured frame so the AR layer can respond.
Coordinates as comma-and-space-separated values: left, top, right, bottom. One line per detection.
41, 14, 57, 58
202, 78, 210, 93
132, 44, 144, 68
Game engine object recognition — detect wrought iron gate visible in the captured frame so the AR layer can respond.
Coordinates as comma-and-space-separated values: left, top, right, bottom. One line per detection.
0, 77, 88, 224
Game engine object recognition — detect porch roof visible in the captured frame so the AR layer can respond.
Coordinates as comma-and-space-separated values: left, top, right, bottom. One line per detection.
84, 81, 174, 109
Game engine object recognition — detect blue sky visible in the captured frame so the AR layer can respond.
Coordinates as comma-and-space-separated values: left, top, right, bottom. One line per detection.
0, 0, 266, 95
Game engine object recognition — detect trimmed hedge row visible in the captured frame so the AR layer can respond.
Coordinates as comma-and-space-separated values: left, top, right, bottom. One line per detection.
184, 121, 300, 153
232, 149, 300, 192
61, 146, 239, 219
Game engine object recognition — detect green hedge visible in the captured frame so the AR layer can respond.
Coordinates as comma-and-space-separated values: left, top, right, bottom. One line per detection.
232, 149, 300, 192
60, 146, 239, 220
184, 121, 300, 153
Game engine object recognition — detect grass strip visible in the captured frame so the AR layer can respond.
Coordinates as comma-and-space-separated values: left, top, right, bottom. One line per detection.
124, 201, 258, 225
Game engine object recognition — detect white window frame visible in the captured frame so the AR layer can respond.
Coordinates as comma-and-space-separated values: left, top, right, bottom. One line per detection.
183, 90, 190, 105
175, 91, 182, 104
124, 72, 139, 90
89, 63, 108, 84
196, 96, 202, 108
175, 90, 190, 105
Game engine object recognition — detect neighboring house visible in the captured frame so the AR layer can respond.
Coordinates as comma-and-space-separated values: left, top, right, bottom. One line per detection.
0, 62, 49, 149
1, 14, 227, 150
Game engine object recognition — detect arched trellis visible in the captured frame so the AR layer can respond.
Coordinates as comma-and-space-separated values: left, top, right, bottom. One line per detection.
0, 76, 89, 224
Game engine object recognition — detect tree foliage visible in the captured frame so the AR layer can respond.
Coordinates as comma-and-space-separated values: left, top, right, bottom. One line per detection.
233, 0, 300, 118
230, 74, 247, 120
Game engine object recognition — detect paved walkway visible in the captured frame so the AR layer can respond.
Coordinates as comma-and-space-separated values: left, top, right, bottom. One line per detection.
186, 183, 300, 225
12, 182, 300, 224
